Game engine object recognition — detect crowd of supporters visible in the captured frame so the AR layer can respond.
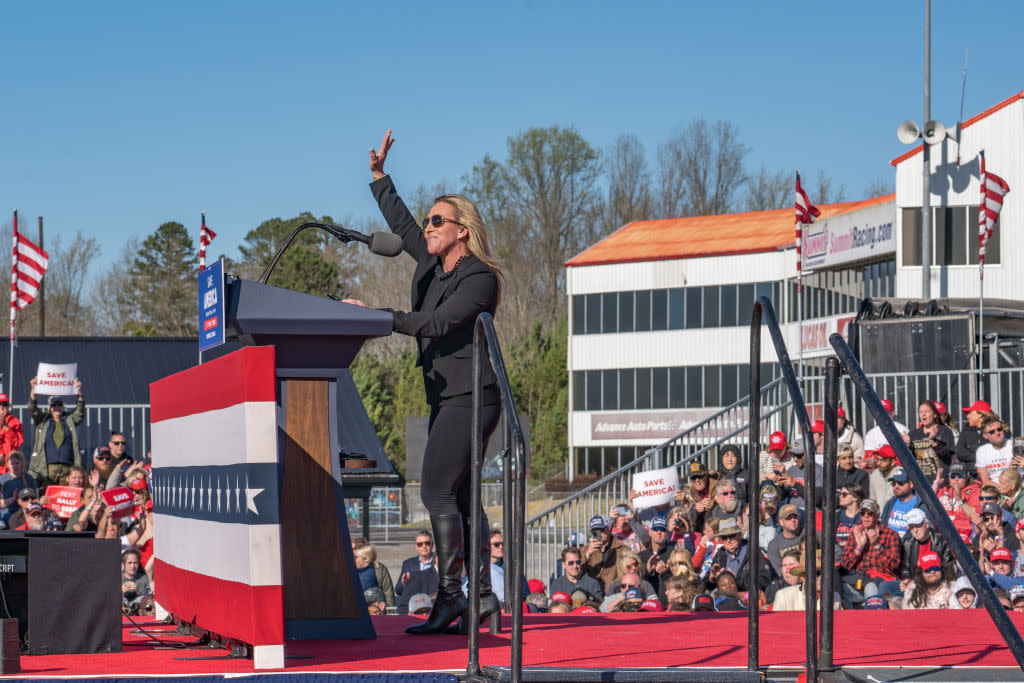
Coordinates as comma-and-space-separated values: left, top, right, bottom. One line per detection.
6, 378, 1022, 619
0, 383, 155, 616
391, 397, 1024, 615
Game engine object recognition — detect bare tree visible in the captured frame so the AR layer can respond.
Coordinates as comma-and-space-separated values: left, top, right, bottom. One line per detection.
815, 169, 847, 205
864, 176, 895, 197
600, 133, 654, 233
745, 166, 791, 211
36, 230, 102, 335
656, 119, 749, 217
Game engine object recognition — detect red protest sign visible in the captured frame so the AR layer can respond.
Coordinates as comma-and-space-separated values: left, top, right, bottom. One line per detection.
101, 486, 135, 520
45, 485, 82, 520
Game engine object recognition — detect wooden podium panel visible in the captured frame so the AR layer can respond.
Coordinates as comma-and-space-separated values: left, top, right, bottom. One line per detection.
280, 378, 363, 622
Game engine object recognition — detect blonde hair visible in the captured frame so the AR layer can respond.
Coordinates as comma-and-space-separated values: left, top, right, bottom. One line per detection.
434, 194, 504, 303
616, 551, 642, 579
353, 541, 377, 564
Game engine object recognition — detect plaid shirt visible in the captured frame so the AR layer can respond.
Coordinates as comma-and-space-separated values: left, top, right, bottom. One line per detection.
840, 524, 901, 580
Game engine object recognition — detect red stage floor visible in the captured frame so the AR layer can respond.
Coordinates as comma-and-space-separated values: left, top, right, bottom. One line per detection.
3, 610, 1022, 678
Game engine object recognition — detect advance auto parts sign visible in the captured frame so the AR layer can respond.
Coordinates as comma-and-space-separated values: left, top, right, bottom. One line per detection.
590, 409, 718, 440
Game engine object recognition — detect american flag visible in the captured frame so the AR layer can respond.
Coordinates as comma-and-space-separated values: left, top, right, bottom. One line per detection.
9, 210, 50, 341
795, 172, 820, 293
978, 152, 1009, 279
198, 212, 216, 271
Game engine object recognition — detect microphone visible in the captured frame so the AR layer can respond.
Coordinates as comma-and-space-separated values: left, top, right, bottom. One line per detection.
324, 226, 404, 257
258, 222, 403, 285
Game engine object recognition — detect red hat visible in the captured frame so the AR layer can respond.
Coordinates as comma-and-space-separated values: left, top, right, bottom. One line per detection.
918, 552, 942, 571
639, 599, 664, 612
572, 605, 597, 614
769, 431, 787, 450
1016, 518, 1024, 532
811, 420, 825, 434
991, 548, 1013, 563
145, 499, 154, 511
837, 406, 846, 419
527, 579, 546, 595
0, 393, 8, 404
880, 399, 893, 412
933, 401, 947, 415
963, 400, 992, 414
876, 444, 897, 460
550, 591, 571, 605
129, 479, 149, 492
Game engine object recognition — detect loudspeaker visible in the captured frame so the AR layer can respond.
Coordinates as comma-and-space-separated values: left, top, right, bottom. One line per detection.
0, 534, 121, 655
922, 120, 946, 145
897, 120, 920, 145
0, 619, 18, 673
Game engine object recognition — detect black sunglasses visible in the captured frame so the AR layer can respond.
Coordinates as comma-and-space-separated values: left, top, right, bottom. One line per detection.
492, 541, 503, 547
111, 441, 127, 446
421, 214, 462, 230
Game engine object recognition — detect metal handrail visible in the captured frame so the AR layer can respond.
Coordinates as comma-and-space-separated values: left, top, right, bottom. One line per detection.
749, 296, 818, 680
830, 332, 1024, 671
524, 377, 790, 578
470, 312, 528, 682
526, 400, 793, 581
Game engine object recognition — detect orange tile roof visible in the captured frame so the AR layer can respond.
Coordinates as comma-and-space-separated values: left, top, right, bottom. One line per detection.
890, 89, 1024, 167
566, 194, 895, 267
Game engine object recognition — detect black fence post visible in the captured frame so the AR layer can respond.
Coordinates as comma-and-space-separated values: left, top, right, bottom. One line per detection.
830, 332, 1024, 672
819, 358, 841, 672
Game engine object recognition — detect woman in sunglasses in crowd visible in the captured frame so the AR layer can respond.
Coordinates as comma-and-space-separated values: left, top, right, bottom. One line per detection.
345, 130, 504, 636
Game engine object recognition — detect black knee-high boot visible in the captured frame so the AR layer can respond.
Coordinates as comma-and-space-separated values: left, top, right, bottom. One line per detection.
406, 514, 468, 635
448, 512, 502, 634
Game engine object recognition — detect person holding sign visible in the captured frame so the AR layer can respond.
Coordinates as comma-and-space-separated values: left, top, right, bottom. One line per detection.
0, 394, 24, 473
27, 376, 85, 487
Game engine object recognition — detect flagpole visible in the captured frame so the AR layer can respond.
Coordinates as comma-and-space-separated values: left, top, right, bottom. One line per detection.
198, 212, 204, 366
979, 266, 985, 399
9, 211, 17, 397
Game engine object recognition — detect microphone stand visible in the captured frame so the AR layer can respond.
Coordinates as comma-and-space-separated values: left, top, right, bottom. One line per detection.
257, 222, 355, 285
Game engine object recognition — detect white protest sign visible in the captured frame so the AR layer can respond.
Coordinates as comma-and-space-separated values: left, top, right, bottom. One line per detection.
35, 362, 78, 396
631, 466, 679, 509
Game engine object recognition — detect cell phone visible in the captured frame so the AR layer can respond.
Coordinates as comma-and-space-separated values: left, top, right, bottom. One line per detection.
1013, 437, 1024, 458
591, 528, 603, 541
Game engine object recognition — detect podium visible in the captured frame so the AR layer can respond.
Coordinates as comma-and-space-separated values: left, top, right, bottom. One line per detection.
150, 279, 393, 669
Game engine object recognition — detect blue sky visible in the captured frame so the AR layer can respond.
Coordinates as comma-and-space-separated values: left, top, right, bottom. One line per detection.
2, 1, 1022, 270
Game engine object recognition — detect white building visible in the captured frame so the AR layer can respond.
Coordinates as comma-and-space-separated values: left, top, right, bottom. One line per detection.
565, 89, 1024, 478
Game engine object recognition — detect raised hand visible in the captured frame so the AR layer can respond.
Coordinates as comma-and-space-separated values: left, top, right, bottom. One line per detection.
369, 129, 394, 180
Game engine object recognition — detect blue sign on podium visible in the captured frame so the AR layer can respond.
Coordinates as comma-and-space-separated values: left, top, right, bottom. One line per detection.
198, 259, 225, 352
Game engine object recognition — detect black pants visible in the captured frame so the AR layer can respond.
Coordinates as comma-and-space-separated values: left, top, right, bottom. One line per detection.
420, 402, 500, 517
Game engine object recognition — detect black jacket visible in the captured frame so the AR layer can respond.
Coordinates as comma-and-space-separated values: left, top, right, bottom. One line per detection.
706, 541, 772, 592
955, 426, 984, 472
900, 530, 955, 579
371, 176, 498, 405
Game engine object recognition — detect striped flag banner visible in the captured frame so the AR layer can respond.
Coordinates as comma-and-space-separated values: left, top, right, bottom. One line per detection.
978, 152, 1009, 280
10, 210, 50, 341
199, 212, 216, 271
794, 172, 820, 293
150, 346, 284, 669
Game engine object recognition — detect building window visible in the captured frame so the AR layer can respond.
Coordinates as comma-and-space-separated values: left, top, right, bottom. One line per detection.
601, 293, 617, 334
585, 294, 601, 334
703, 286, 720, 328
903, 206, 996, 267
669, 288, 685, 329
618, 291, 635, 332
635, 290, 651, 332
651, 289, 668, 331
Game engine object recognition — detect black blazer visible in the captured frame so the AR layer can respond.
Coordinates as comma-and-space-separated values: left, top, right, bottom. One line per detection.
371, 176, 498, 405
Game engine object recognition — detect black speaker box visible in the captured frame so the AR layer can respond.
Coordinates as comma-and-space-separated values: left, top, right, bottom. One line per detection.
0, 533, 121, 655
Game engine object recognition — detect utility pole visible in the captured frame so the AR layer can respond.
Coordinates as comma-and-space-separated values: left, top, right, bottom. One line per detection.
921, 0, 932, 299
38, 216, 45, 336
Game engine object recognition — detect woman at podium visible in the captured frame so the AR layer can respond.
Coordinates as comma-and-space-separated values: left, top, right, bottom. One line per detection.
345, 130, 504, 635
